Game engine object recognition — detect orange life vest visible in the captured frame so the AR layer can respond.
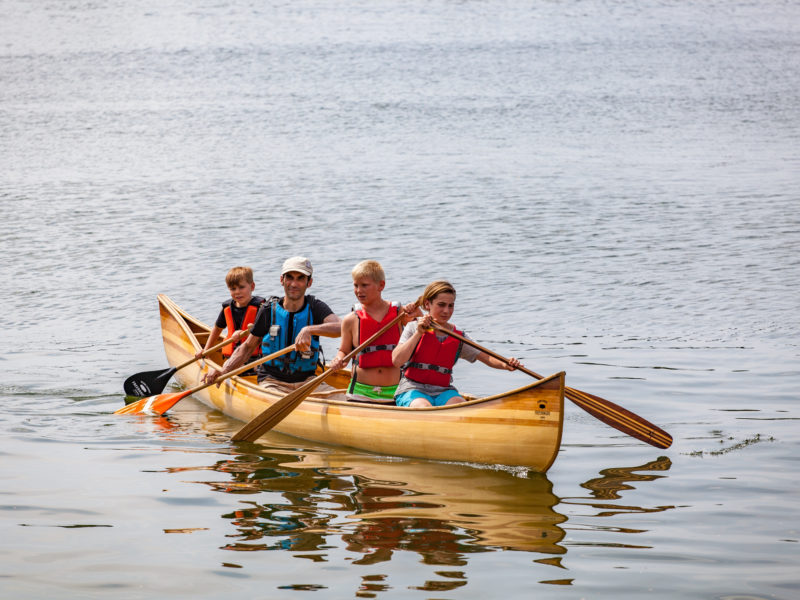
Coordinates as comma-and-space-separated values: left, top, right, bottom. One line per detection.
355, 302, 401, 369
222, 302, 260, 357
403, 326, 463, 387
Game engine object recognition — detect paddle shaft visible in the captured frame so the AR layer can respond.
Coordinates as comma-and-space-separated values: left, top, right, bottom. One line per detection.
115, 344, 297, 415
182, 342, 297, 397
231, 308, 411, 442
175, 325, 253, 370
124, 325, 255, 397
431, 323, 672, 449
429, 323, 546, 380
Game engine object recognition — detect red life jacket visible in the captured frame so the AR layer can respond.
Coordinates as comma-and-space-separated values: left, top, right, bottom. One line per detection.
222, 302, 260, 357
356, 302, 401, 369
403, 326, 463, 386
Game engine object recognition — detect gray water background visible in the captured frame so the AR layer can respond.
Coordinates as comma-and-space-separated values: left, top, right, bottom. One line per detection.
1, 0, 799, 598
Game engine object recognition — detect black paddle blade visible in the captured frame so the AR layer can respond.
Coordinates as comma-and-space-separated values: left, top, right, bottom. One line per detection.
123, 367, 177, 397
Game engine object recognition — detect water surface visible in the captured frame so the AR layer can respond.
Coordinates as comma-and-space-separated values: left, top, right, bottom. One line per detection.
1, 0, 798, 598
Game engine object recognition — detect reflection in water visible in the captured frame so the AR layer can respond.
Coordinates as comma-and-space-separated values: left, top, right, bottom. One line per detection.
335, 464, 566, 559
134, 414, 180, 434
168, 444, 672, 547
161, 410, 675, 592
581, 456, 672, 501
564, 456, 675, 521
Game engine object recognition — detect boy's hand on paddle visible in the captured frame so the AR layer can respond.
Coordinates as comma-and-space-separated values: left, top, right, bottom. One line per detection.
398, 302, 421, 326
329, 355, 347, 372
402, 302, 422, 318
203, 369, 222, 386
504, 357, 522, 371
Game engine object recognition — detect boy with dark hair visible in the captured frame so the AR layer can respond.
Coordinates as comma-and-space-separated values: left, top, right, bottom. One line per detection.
196, 266, 265, 374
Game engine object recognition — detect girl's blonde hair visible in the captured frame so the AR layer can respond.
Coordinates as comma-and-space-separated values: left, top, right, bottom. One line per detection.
417, 280, 456, 309
351, 260, 385, 284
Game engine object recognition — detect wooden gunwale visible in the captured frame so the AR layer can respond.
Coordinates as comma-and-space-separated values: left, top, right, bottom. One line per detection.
156, 294, 565, 471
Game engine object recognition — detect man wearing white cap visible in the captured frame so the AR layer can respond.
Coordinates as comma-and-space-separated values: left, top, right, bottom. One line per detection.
204, 257, 340, 387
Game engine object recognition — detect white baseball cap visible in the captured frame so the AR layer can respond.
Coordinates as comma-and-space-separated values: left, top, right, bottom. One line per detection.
281, 256, 313, 277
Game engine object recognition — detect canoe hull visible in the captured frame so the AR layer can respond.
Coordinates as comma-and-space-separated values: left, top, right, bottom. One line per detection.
157, 294, 564, 471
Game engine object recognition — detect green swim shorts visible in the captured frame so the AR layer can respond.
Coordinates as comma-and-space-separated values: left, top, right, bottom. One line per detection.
346, 380, 398, 404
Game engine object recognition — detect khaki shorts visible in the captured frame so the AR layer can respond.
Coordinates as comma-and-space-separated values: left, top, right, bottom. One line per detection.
257, 374, 335, 393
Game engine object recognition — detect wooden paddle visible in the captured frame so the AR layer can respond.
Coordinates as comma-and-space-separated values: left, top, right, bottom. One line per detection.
431, 323, 673, 449
123, 326, 253, 397
115, 344, 296, 416
231, 308, 410, 442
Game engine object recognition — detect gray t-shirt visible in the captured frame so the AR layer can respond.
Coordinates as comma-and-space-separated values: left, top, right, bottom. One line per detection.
395, 320, 480, 397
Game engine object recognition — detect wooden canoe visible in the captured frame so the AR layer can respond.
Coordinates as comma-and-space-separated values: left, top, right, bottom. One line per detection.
157, 294, 565, 471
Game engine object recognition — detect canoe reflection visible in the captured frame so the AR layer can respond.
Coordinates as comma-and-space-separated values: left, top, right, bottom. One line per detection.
322, 457, 568, 557
164, 409, 672, 564
167, 440, 567, 556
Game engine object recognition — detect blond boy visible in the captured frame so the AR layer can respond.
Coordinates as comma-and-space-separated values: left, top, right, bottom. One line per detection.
330, 260, 419, 403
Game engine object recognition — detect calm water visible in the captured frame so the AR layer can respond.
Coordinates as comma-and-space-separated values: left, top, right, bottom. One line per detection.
1, 0, 799, 598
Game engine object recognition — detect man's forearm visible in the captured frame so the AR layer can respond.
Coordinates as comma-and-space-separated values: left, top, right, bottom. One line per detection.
311, 320, 342, 338
222, 342, 251, 373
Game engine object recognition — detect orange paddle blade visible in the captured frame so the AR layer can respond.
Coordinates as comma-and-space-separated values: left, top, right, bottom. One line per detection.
114, 389, 191, 415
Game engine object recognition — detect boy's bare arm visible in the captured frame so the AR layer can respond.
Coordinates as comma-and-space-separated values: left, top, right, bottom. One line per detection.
197, 325, 224, 359
329, 313, 356, 371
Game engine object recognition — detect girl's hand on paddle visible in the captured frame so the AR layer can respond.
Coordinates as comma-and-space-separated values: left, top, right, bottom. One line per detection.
416, 315, 433, 335
504, 357, 522, 371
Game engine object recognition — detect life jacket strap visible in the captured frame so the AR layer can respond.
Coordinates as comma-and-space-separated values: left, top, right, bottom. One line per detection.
406, 362, 453, 375
359, 343, 397, 355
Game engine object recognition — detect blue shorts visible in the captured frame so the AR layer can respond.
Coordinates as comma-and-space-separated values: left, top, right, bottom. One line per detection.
395, 388, 462, 407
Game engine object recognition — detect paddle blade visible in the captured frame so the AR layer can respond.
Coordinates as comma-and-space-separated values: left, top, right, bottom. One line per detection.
123, 367, 177, 397
114, 389, 192, 416
231, 379, 323, 442
565, 387, 673, 449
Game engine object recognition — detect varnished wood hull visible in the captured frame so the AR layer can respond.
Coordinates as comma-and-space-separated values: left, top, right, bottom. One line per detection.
157, 294, 565, 471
